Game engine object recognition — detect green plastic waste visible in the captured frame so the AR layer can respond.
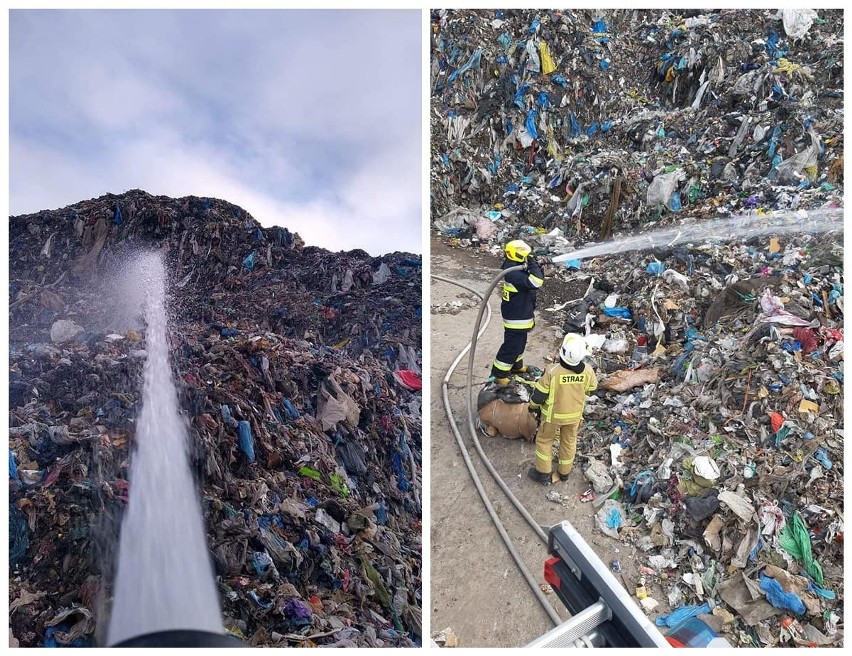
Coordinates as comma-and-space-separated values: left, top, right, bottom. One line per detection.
361, 556, 393, 609
329, 473, 350, 498
779, 511, 824, 586
298, 465, 322, 481
688, 183, 702, 204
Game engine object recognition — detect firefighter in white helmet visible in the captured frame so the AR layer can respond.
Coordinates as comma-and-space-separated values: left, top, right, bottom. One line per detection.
527, 333, 598, 484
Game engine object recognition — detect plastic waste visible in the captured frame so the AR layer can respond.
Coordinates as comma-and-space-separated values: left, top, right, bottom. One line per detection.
655, 602, 712, 628
759, 574, 806, 614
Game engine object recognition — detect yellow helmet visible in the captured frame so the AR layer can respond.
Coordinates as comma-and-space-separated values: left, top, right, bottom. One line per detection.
505, 239, 531, 262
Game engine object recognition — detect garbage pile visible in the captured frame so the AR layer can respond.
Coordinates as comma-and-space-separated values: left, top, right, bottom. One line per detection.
9, 190, 422, 647
430, 9, 843, 247
551, 228, 842, 646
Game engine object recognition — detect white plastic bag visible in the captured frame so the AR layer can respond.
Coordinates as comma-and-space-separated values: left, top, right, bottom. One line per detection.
781, 8, 817, 40
646, 170, 685, 210
774, 129, 821, 184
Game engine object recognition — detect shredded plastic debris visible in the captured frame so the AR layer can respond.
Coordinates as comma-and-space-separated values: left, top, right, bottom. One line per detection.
9, 190, 422, 647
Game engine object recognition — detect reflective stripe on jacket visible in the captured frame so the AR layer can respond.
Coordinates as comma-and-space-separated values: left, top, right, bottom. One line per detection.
501, 257, 543, 330
530, 362, 597, 425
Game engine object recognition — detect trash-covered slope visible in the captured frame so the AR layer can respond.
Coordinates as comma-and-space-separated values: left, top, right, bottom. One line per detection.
431, 8, 843, 241
551, 230, 844, 647
9, 189, 422, 647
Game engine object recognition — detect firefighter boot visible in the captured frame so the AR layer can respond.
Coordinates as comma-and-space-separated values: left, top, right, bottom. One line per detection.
527, 467, 551, 485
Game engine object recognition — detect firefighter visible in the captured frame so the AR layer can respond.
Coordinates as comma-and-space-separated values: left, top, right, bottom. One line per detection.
490, 239, 544, 384
527, 333, 598, 484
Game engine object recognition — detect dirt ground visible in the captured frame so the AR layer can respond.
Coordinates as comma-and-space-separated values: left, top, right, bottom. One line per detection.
429, 238, 668, 648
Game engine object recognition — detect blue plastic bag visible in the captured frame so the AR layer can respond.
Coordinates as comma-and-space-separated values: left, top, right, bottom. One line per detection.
606, 508, 622, 529
525, 110, 539, 139
243, 251, 256, 271
670, 191, 682, 212
375, 501, 389, 525
280, 398, 300, 420
221, 404, 237, 427
603, 307, 632, 319
568, 111, 581, 136
646, 261, 664, 275
448, 49, 482, 83
808, 582, 836, 600
392, 451, 410, 492
767, 125, 782, 159
760, 573, 805, 614
513, 83, 529, 110
655, 602, 711, 627
238, 420, 255, 462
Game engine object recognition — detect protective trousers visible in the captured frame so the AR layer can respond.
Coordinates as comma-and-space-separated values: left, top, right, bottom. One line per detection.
534, 420, 580, 475
491, 329, 528, 379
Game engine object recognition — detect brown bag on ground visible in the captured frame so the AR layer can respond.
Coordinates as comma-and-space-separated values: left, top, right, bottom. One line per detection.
478, 399, 538, 441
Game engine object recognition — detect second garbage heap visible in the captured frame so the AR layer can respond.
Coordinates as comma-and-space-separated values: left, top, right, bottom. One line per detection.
543, 229, 842, 647
431, 9, 843, 243
9, 190, 423, 648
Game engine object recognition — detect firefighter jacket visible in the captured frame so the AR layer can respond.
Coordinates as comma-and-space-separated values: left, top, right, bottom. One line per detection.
500, 257, 544, 330
529, 360, 598, 425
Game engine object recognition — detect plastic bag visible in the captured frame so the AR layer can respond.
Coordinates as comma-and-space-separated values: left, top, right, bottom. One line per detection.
655, 602, 711, 628
774, 129, 821, 185
447, 48, 482, 83
237, 420, 255, 462
317, 375, 361, 431
372, 262, 392, 285
539, 41, 556, 75
242, 251, 256, 271
524, 39, 541, 73
781, 8, 817, 40
759, 574, 806, 614
646, 170, 685, 210
779, 512, 824, 585
594, 499, 624, 539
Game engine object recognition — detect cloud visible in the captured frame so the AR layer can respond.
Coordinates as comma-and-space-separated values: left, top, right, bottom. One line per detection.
9, 9, 422, 255
11, 128, 419, 253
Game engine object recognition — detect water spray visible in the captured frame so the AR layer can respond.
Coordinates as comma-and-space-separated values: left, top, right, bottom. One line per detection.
551, 207, 843, 263
106, 252, 239, 647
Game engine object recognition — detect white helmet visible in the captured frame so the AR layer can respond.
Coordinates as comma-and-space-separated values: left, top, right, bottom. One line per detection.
560, 333, 587, 366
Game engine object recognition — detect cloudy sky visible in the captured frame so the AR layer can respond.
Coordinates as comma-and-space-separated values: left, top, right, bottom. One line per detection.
10, 10, 421, 254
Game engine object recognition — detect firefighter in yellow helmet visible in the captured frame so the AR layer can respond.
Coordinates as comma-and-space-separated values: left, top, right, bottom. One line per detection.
528, 333, 598, 484
490, 240, 544, 384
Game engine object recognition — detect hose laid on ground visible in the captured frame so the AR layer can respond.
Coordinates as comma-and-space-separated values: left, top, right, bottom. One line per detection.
433, 271, 560, 626
460, 266, 550, 544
